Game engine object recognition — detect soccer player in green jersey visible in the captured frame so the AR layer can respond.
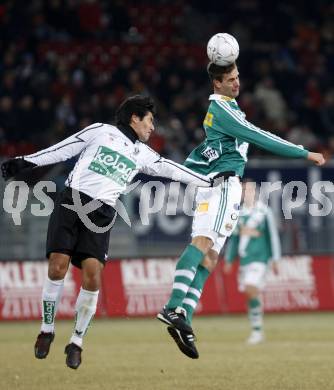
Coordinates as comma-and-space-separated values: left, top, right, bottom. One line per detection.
157, 61, 325, 359
224, 180, 281, 345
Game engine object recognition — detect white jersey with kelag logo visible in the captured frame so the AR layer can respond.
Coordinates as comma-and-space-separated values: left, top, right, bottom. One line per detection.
23, 123, 212, 207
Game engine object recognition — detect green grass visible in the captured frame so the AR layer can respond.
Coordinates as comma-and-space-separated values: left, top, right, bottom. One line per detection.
0, 313, 334, 390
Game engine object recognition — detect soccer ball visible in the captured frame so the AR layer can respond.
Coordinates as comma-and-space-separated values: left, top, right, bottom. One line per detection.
207, 33, 239, 66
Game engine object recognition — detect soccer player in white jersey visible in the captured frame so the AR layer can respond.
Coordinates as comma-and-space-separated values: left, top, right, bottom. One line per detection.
1, 95, 222, 369
224, 180, 281, 344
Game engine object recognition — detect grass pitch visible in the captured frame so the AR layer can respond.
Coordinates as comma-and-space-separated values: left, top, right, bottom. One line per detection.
0, 313, 333, 390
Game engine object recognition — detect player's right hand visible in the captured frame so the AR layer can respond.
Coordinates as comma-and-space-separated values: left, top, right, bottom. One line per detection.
307, 152, 326, 166
1, 158, 37, 181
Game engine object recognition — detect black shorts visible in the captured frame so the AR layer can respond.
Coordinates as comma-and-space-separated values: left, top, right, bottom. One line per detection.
46, 187, 117, 269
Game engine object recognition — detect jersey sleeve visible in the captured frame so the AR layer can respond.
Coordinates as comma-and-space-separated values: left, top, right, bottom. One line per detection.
213, 101, 309, 158
266, 208, 281, 261
224, 233, 239, 263
23, 123, 103, 166
140, 144, 212, 187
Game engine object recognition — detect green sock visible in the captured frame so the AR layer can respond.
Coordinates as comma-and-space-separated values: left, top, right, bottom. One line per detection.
166, 245, 205, 309
182, 264, 210, 325
248, 297, 263, 331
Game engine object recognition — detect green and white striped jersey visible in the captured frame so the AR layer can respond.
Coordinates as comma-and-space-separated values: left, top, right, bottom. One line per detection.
225, 201, 281, 266
184, 94, 308, 177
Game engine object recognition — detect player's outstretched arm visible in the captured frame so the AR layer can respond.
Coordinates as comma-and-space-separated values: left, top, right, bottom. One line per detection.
1, 123, 103, 181
139, 143, 220, 187
214, 101, 327, 162
22, 123, 103, 167
142, 156, 213, 187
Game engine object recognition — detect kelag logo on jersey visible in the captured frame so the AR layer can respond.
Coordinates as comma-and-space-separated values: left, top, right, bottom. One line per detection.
89, 146, 136, 185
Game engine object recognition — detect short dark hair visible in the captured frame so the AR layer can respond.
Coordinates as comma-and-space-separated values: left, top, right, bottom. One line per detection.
115, 95, 155, 127
207, 62, 236, 82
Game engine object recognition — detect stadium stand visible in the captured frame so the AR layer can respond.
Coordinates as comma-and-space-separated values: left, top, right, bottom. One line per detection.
0, 0, 333, 162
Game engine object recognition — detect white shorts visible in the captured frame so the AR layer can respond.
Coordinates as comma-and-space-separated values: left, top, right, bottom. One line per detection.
191, 176, 242, 254
238, 262, 267, 292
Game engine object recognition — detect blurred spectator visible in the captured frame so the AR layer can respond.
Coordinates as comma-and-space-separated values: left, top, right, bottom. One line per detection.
17, 95, 39, 135
320, 90, 334, 136
287, 124, 318, 151
106, 0, 131, 39
78, 0, 103, 35
254, 77, 287, 123
0, 96, 17, 140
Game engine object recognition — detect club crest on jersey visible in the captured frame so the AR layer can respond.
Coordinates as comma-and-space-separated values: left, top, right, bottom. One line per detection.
89, 146, 136, 185
201, 146, 219, 162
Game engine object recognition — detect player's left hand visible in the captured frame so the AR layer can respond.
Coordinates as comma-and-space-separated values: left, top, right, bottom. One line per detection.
1, 158, 37, 181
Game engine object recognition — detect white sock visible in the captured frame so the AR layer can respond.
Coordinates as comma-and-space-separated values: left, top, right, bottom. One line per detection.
248, 303, 263, 332
70, 288, 99, 348
41, 277, 64, 333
